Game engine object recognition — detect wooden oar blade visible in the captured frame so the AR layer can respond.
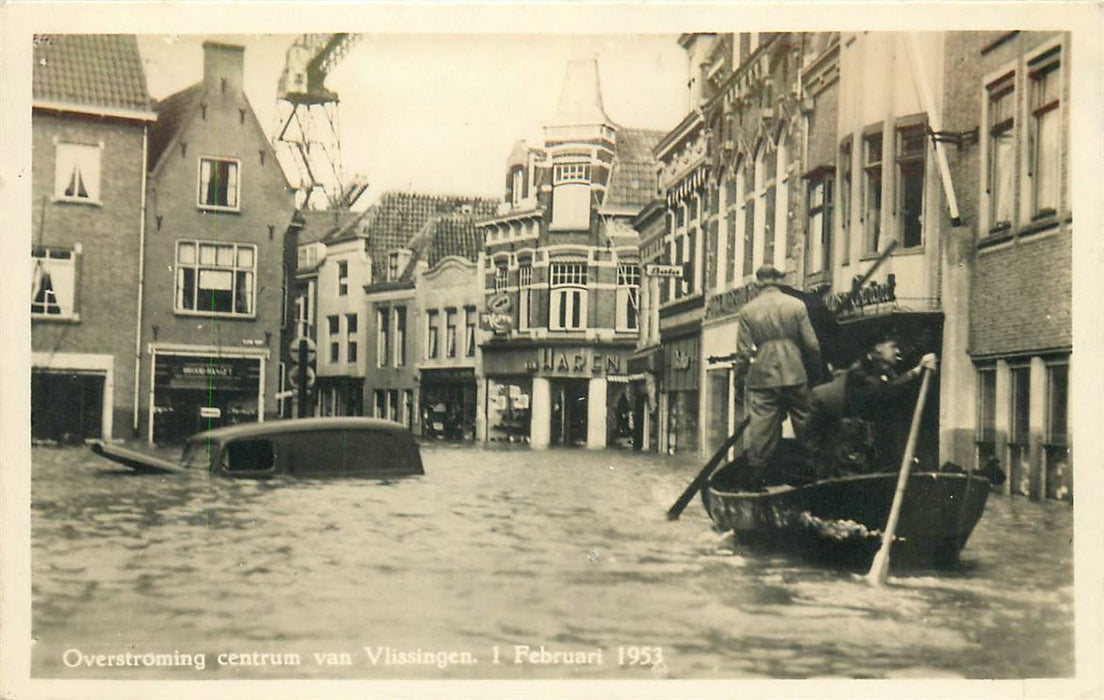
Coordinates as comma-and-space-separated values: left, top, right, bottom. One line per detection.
666, 417, 750, 521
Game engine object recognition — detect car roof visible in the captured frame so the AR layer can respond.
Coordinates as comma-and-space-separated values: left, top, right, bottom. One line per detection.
185, 417, 412, 444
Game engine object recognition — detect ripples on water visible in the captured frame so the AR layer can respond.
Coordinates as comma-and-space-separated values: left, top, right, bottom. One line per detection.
29, 443, 1073, 680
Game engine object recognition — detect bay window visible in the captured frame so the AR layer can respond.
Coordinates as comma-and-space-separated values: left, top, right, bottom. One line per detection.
616, 264, 640, 331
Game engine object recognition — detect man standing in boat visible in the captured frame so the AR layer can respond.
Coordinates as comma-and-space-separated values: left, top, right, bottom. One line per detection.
732, 264, 823, 488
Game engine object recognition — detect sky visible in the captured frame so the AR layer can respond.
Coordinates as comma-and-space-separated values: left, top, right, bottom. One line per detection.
136, 33, 690, 206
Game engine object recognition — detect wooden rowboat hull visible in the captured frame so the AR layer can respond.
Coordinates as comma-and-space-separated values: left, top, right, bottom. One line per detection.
89, 441, 185, 475
703, 472, 990, 570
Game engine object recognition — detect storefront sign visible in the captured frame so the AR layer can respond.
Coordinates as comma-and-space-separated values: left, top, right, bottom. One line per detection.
827, 274, 897, 316
199, 406, 222, 419
705, 282, 759, 320
182, 363, 234, 377
481, 313, 514, 334
522, 348, 625, 376
671, 349, 692, 371
644, 263, 684, 278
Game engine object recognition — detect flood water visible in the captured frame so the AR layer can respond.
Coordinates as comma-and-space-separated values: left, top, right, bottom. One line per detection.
30, 442, 1074, 680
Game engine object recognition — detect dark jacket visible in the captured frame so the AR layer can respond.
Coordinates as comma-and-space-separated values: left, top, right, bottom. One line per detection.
734, 286, 823, 390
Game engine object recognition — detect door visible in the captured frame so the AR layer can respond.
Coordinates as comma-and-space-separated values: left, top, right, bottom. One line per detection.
551, 379, 588, 446
31, 370, 104, 443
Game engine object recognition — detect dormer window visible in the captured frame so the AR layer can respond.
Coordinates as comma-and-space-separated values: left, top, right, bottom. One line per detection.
388, 252, 401, 281
511, 168, 524, 206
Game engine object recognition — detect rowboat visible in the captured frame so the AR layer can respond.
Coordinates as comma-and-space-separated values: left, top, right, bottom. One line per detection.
702, 447, 990, 570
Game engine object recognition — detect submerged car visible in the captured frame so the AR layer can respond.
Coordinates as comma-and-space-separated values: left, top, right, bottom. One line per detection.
91, 417, 424, 478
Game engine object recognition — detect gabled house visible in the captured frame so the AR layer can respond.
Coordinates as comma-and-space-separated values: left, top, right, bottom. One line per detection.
476, 58, 662, 449
31, 34, 155, 443
358, 192, 498, 426
140, 41, 296, 444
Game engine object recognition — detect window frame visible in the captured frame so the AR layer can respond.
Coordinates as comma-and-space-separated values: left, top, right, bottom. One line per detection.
862, 127, 884, 255
337, 260, 349, 296
549, 262, 588, 331
394, 306, 407, 367
895, 118, 927, 250
31, 245, 81, 321
1027, 44, 1062, 221
805, 171, 834, 275
838, 137, 852, 265
196, 156, 241, 212
174, 239, 257, 318
518, 263, 533, 331
54, 141, 103, 205
425, 309, 440, 360
984, 70, 1017, 234
615, 263, 640, 332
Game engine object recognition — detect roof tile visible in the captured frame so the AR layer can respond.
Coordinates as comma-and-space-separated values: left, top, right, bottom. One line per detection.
33, 34, 152, 114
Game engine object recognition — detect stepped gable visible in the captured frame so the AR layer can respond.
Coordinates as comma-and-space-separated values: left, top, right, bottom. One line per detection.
33, 34, 152, 113
603, 128, 665, 212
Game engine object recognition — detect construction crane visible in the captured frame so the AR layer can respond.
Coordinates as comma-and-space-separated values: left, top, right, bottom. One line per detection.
273, 33, 368, 210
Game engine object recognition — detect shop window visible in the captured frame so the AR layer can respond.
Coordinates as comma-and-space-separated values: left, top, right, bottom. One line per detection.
375, 309, 389, 366
403, 389, 414, 428
464, 306, 477, 357
551, 162, 591, 230
976, 365, 997, 469
616, 264, 640, 331
374, 390, 386, 418
1045, 359, 1071, 500
54, 142, 102, 204
31, 246, 79, 319
518, 264, 533, 331
1029, 46, 1061, 219
1009, 364, 1031, 495
175, 240, 255, 316
337, 260, 349, 296
425, 310, 439, 359
394, 306, 407, 367
197, 157, 240, 210
896, 121, 927, 249
986, 71, 1016, 232
838, 138, 852, 265
550, 262, 587, 331
806, 173, 833, 275
863, 130, 883, 254
446, 309, 458, 358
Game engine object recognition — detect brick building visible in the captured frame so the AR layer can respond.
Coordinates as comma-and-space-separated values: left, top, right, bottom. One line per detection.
476, 59, 660, 449
31, 35, 155, 443
945, 31, 1072, 499
140, 41, 296, 444
353, 192, 496, 427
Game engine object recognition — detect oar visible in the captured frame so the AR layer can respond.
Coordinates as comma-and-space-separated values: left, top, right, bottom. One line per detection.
867, 367, 933, 586
666, 416, 751, 521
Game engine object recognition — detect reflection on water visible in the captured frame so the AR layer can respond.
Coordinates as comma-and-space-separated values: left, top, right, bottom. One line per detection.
30, 443, 1073, 679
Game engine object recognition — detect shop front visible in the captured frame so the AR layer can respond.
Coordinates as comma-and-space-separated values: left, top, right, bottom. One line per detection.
317, 376, 365, 417
481, 342, 636, 449
660, 333, 700, 455
421, 368, 478, 441
148, 348, 267, 445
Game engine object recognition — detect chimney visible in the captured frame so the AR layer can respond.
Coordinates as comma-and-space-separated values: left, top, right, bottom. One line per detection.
202, 41, 245, 96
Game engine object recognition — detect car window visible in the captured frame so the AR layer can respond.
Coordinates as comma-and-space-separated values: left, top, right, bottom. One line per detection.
221, 439, 276, 473
288, 429, 413, 475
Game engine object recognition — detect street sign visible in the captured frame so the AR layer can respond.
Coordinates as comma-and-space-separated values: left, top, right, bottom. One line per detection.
199, 406, 222, 419
644, 263, 684, 278
275, 390, 295, 399
293, 336, 317, 364
288, 365, 315, 390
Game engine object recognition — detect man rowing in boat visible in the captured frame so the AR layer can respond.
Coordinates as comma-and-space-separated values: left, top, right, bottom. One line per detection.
732, 264, 823, 489
806, 328, 937, 477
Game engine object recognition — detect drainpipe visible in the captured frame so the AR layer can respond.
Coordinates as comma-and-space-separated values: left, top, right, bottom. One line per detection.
905, 33, 962, 226
133, 124, 149, 437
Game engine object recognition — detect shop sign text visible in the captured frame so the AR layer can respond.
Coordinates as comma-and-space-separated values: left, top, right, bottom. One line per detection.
524, 348, 624, 376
